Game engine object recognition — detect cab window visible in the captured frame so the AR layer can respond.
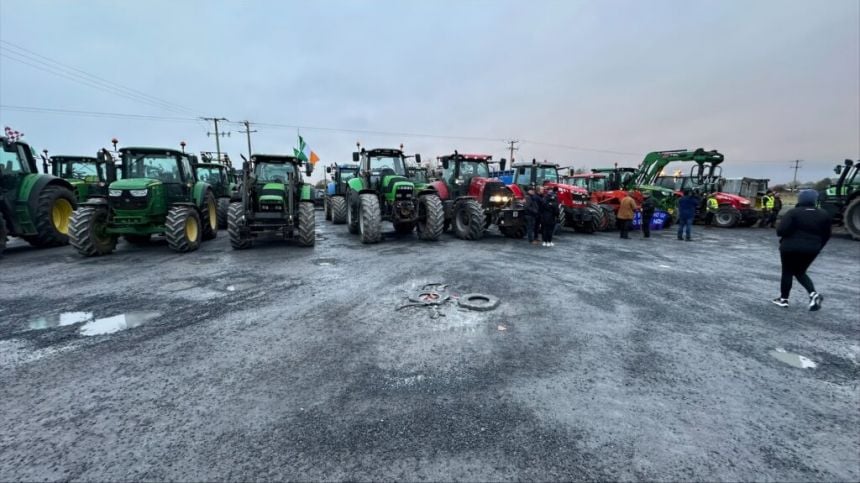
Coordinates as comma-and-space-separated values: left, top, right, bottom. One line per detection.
1, 144, 28, 174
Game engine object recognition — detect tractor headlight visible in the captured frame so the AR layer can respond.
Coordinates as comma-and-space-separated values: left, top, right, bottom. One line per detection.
489, 195, 510, 203
129, 189, 148, 197
109, 189, 122, 197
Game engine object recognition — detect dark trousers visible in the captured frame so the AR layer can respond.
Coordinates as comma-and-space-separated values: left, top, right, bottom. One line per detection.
767, 210, 779, 227
677, 216, 693, 239
780, 250, 818, 299
705, 212, 714, 225
759, 210, 770, 227
542, 219, 554, 243
641, 211, 654, 237
526, 216, 536, 242
617, 218, 631, 238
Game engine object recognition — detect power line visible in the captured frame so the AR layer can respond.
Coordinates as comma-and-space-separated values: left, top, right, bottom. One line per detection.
0, 105, 199, 122
238, 121, 257, 159
202, 117, 230, 161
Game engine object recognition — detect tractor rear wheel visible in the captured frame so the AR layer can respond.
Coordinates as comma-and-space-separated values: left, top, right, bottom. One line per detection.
359, 193, 382, 243
499, 225, 525, 238
331, 196, 347, 224
0, 216, 7, 255
201, 190, 218, 241
416, 194, 444, 241
453, 199, 485, 240
600, 205, 617, 231
123, 234, 151, 245
227, 202, 252, 249
714, 207, 739, 228
347, 194, 360, 234
589, 203, 607, 231
845, 197, 860, 240
217, 197, 230, 229
27, 184, 77, 247
165, 205, 202, 253
324, 197, 331, 221
69, 206, 116, 256
297, 201, 316, 246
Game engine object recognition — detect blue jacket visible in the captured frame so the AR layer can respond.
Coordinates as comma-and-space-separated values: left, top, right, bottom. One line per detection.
678, 195, 699, 219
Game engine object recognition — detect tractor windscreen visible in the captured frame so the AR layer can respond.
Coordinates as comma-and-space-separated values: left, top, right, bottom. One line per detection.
255, 162, 295, 183
59, 159, 102, 181
1, 143, 28, 174
369, 155, 406, 176
655, 176, 685, 191
196, 166, 224, 185
124, 153, 182, 182
535, 165, 559, 184
340, 168, 358, 181
459, 161, 490, 178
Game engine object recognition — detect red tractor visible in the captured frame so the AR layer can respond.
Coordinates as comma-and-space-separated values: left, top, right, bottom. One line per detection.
428, 152, 525, 240
507, 160, 599, 233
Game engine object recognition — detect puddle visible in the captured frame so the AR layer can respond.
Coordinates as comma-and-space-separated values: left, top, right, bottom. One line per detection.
312, 258, 337, 266
770, 348, 817, 369
28, 312, 93, 330
79, 312, 162, 336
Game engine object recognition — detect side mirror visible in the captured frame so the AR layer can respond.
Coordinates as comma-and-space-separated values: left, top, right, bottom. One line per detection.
834, 165, 843, 175
306, 162, 313, 177
846, 159, 855, 167
326, 166, 332, 174
441, 159, 449, 170
352, 152, 359, 162
414, 154, 421, 164
499, 159, 507, 171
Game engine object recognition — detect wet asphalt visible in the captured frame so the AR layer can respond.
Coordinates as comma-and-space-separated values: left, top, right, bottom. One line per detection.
1, 212, 859, 481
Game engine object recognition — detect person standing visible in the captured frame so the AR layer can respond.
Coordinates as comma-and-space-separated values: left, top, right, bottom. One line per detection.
767, 191, 782, 228
677, 189, 698, 241
524, 187, 540, 245
617, 191, 637, 239
704, 193, 719, 226
759, 190, 775, 227
772, 190, 830, 310
640, 192, 657, 238
541, 189, 560, 246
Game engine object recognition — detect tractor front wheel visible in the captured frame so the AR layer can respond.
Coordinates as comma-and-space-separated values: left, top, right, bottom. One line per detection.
714, 207, 739, 228
217, 197, 230, 229
201, 190, 218, 241
844, 197, 860, 240
0, 216, 7, 256
297, 201, 316, 246
453, 199, 485, 240
331, 196, 347, 224
600, 205, 617, 231
165, 206, 202, 253
359, 193, 382, 243
27, 184, 77, 247
416, 194, 444, 241
69, 206, 116, 256
227, 202, 252, 249
347, 194, 360, 234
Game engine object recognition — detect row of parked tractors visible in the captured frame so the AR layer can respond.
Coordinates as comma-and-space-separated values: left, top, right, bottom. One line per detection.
2, 133, 859, 258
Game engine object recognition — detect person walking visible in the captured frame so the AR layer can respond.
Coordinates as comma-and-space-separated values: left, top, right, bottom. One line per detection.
704, 193, 719, 226
617, 191, 637, 239
640, 192, 657, 238
677, 189, 698, 241
759, 190, 775, 227
767, 191, 782, 228
772, 190, 830, 310
524, 187, 541, 245
541, 189, 560, 246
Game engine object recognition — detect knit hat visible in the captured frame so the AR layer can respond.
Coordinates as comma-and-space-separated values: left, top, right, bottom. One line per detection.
797, 189, 818, 206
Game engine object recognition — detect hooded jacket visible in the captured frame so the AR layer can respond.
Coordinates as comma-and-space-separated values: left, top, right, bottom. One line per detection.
776, 191, 831, 253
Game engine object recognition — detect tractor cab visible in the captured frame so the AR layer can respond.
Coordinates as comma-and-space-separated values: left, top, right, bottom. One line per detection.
512, 160, 561, 193
247, 154, 306, 215
437, 152, 496, 198
325, 163, 359, 196
115, 147, 197, 206
565, 172, 608, 193
820, 159, 860, 239
47, 155, 115, 200
353, 148, 415, 193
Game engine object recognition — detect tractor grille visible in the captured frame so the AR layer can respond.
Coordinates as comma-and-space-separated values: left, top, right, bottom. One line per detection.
259, 202, 283, 212
395, 186, 413, 200
110, 190, 149, 210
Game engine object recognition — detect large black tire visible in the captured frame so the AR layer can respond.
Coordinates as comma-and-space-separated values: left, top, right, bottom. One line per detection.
589, 203, 607, 231
227, 202, 252, 249
331, 196, 347, 225
201, 190, 218, 241
347, 194, 360, 234
714, 207, 739, 228
600, 205, 617, 232
69, 206, 116, 256
297, 201, 316, 246
324, 197, 331, 221
499, 225, 526, 238
0, 216, 8, 256
123, 234, 151, 245
165, 205, 202, 253
217, 197, 230, 229
453, 199, 485, 240
359, 193, 382, 243
26, 184, 77, 247
417, 194, 444, 241
845, 197, 860, 241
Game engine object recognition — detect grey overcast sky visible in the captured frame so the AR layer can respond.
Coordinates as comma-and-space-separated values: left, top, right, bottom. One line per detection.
1, 0, 858, 184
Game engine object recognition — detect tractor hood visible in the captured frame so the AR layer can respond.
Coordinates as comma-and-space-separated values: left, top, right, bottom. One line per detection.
259, 182, 286, 202
715, 192, 752, 207
110, 178, 162, 190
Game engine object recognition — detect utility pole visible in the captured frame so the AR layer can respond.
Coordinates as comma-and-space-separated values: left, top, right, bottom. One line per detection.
202, 117, 230, 161
506, 140, 519, 164
239, 121, 257, 159
790, 159, 802, 190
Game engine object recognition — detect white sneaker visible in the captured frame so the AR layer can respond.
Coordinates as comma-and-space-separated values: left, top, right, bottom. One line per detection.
549, 242, 555, 247
542, 242, 547, 247
771, 297, 789, 308
809, 292, 823, 311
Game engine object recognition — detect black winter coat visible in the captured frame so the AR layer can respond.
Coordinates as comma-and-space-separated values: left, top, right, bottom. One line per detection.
776, 203, 831, 253
541, 196, 560, 224
525, 194, 541, 218
641, 196, 657, 214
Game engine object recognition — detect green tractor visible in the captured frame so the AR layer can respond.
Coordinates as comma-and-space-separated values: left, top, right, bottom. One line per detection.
69, 146, 219, 256
324, 163, 358, 224
193, 152, 238, 229
42, 151, 117, 202
1, 136, 78, 255
820, 158, 860, 240
227, 153, 315, 249
346, 146, 444, 243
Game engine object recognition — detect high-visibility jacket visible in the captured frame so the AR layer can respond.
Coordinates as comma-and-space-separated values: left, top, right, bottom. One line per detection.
707, 197, 719, 212
763, 195, 774, 210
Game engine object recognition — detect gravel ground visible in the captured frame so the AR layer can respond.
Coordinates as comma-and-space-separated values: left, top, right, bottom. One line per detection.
1, 213, 858, 481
